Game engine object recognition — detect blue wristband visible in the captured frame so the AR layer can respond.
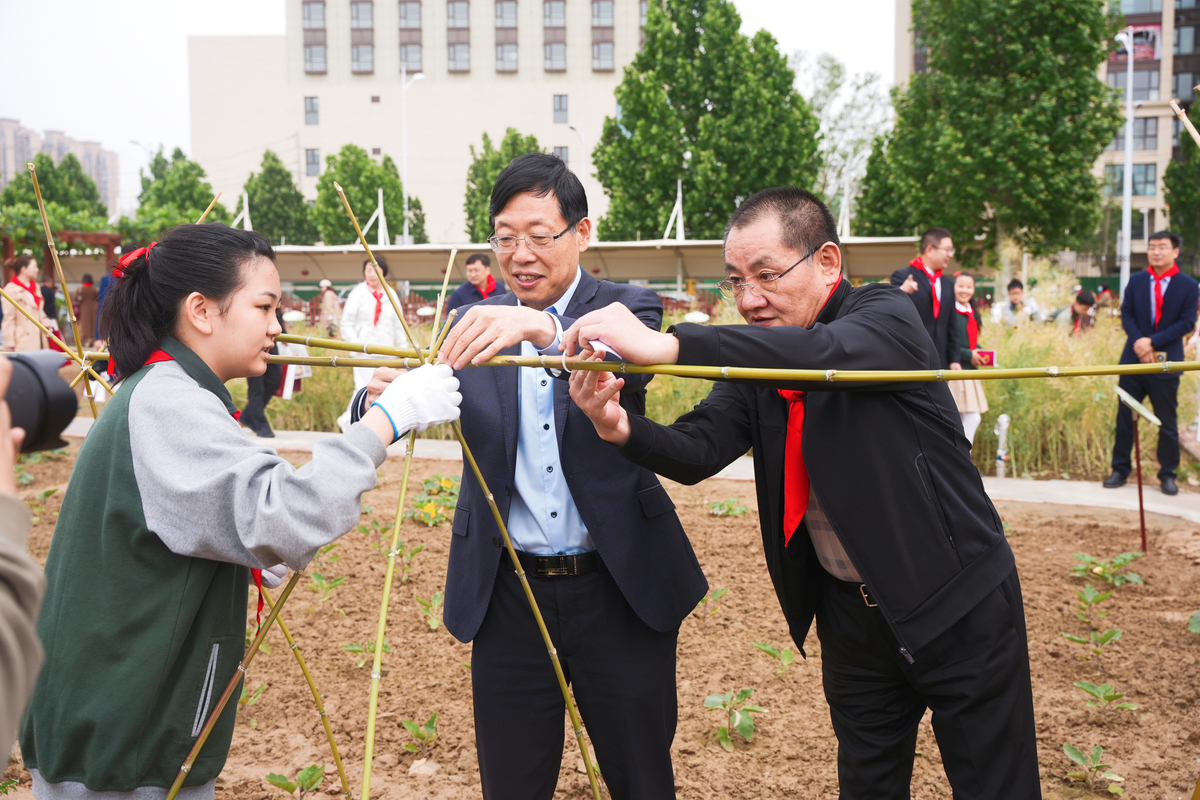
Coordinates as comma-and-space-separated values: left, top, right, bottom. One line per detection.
369, 401, 400, 443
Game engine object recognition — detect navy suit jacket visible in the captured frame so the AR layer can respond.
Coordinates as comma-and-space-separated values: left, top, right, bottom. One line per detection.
1118, 267, 1199, 378
443, 272, 708, 642
445, 279, 508, 313
889, 266, 960, 370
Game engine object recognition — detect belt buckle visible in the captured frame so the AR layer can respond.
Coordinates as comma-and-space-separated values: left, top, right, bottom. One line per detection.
859, 584, 878, 608
539, 556, 571, 577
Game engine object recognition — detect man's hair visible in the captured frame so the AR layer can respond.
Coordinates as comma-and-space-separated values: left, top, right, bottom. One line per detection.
363, 255, 390, 277
1076, 290, 1095, 306
724, 187, 840, 259
1007, 278, 1024, 292
920, 227, 953, 254
465, 253, 491, 267
489, 153, 588, 230
1149, 230, 1182, 251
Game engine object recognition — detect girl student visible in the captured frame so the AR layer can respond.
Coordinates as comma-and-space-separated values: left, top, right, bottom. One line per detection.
20, 224, 461, 800
2, 255, 59, 351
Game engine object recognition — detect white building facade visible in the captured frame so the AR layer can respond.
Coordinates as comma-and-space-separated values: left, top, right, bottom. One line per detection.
0, 119, 120, 218
190, 0, 648, 243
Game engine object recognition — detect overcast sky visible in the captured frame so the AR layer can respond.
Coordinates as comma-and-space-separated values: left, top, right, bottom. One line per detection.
0, 0, 895, 215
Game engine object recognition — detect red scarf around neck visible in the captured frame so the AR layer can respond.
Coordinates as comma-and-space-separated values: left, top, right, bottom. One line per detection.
909, 256, 943, 318
371, 288, 383, 326
479, 273, 497, 299
1151, 261, 1180, 328
13, 277, 42, 307
955, 302, 979, 349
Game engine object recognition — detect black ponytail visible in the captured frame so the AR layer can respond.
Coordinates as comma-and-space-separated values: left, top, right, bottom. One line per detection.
100, 224, 275, 372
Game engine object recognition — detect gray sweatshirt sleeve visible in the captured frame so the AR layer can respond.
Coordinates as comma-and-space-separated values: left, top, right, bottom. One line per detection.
0, 492, 44, 751
128, 363, 387, 570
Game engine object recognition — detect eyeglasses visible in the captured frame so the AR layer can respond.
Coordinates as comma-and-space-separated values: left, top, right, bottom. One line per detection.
488, 225, 573, 253
934, 244, 956, 256
716, 243, 822, 299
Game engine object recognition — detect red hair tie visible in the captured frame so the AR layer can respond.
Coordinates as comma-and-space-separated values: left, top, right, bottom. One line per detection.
114, 241, 157, 279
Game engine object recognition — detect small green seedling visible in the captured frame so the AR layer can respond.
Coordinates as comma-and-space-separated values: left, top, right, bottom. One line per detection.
356, 518, 389, 556
1189, 611, 1200, 634
26, 487, 59, 524
752, 642, 795, 675
238, 682, 266, 728
1075, 584, 1113, 629
1063, 744, 1124, 795
704, 688, 767, 752
13, 464, 33, 486
313, 542, 341, 567
244, 627, 271, 655
395, 540, 425, 583
307, 572, 345, 604
1071, 552, 1143, 586
401, 713, 439, 755
1061, 627, 1122, 658
406, 474, 461, 526
342, 639, 392, 668
417, 591, 444, 630
693, 587, 728, 620
266, 765, 326, 798
1074, 682, 1137, 711
0, 779, 19, 795
709, 497, 748, 517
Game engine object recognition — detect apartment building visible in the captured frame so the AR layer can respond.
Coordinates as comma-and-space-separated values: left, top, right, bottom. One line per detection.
0, 119, 120, 217
190, 0, 648, 242
895, 0, 1191, 265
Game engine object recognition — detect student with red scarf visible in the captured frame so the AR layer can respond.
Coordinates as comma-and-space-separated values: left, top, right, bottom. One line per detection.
950, 272, 989, 444
445, 252, 508, 313
889, 228, 961, 371
1, 256, 58, 352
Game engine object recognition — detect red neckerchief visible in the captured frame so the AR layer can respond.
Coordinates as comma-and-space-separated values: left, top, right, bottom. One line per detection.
371, 288, 383, 326
776, 279, 842, 544
909, 255, 943, 318
12, 277, 42, 308
479, 273, 497, 299
1152, 261, 1180, 328
82, 281, 94, 288
955, 301, 979, 349
144, 349, 265, 628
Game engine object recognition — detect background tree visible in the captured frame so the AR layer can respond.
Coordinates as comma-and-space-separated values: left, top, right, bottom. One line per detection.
592, 0, 821, 240
886, 0, 1122, 269
0, 152, 108, 218
119, 147, 229, 243
854, 133, 914, 237
463, 129, 542, 241
1164, 102, 1200, 268
235, 150, 319, 246
313, 145, 426, 245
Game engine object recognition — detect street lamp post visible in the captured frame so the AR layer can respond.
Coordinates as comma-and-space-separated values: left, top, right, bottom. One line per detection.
567, 123, 587, 200
401, 66, 426, 246
1116, 27, 1135, 295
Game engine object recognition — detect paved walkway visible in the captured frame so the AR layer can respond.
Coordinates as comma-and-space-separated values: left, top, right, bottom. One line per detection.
62, 418, 1200, 524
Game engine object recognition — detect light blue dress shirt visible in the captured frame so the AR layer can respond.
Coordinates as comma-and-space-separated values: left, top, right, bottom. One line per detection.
507, 267, 595, 555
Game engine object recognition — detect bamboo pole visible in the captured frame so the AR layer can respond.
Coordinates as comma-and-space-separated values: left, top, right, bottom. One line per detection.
429, 249, 458, 344
0, 286, 113, 391
262, 587, 351, 800
1170, 99, 1200, 149
431, 309, 457, 357
275, 333, 429, 360
165, 571, 303, 800
69, 344, 106, 389
196, 193, 222, 225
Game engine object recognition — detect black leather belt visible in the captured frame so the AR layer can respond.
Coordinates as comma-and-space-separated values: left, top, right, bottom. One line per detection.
502, 548, 600, 578
833, 578, 878, 608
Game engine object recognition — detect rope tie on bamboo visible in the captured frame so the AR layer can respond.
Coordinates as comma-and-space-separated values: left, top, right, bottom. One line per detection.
825, 369, 837, 381
620, 362, 627, 373
936, 370, 944, 381
371, 671, 382, 680
290, 643, 300, 651
180, 765, 190, 775
1162, 361, 1171, 373
330, 356, 339, 367
561, 352, 574, 374
721, 366, 729, 379
1049, 366, 1059, 377
363, 343, 370, 353
237, 664, 247, 673
388, 548, 401, 558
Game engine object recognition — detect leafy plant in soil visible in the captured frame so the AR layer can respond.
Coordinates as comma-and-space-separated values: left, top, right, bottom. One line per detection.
394, 540, 424, 583
704, 688, 767, 752
753, 641, 795, 675
417, 591, 444, 630
1074, 682, 1137, 711
238, 682, 266, 728
405, 474, 461, 526
402, 713, 439, 755
1060, 627, 1122, 659
1075, 584, 1113, 629
693, 587, 728, 621
312, 542, 341, 567
1063, 743, 1124, 795
0, 779, 19, 795
1189, 611, 1200, 634
342, 638, 391, 668
708, 497, 748, 516
1070, 552, 1143, 586
307, 572, 345, 604
266, 765, 326, 798
356, 517, 389, 556
26, 487, 58, 524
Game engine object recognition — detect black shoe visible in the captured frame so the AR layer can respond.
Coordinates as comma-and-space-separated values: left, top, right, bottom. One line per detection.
1102, 471, 1127, 489
257, 426, 276, 439
1161, 476, 1179, 495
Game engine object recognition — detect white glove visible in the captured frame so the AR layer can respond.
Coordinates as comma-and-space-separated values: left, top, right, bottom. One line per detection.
260, 563, 289, 589
372, 363, 461, 439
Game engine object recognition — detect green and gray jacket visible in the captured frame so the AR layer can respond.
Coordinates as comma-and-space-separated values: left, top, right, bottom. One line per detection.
21, 338, 386, 800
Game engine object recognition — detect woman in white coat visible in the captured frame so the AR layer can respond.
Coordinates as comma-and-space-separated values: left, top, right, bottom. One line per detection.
340, 257, 408, 392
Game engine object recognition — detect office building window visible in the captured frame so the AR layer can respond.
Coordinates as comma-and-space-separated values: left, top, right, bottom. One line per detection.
1176, 72, 1197, 102
352, 44, 375, 71
303, 1, 325, 27
352, 1, 374, 27
372, 147, 382, 155
400, 0, 421, 26
305, 45, 327, 72
497, 43, 518, 70
553, 146, 569, 162
640, 0, 647, 26
553, 94, 568, 123
1107, 69, 1159, 102
305, 97, 319, 124
449, 43, 471, 70
306, 149, 321, 176
1180, 0, 1198, 8
401, 43, 422, 70
592, 0, 613, 26
544, 0, 565, 26
1119, 0, 1161, 9
496, 0, 517, 26
1108, 117, 1158, 151
1104, 164, 1157, 196
1176, 26, 1196, 56
303, 1, 327, 73
592, 41, 614, 70
545, 42, 566, 70
449, 0, 470, 26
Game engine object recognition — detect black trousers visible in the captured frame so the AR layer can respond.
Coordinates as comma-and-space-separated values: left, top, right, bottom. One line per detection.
816, 568, 1040, 800
1111, 372, 1180, 480
472, 556, 679, 800
242, 362, 281, 434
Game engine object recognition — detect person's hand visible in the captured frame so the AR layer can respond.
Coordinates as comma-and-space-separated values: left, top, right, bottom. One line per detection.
899, 275, 919, 294
561, 302, 679, 364
364, 367, 404, 406
438, 306, 558, 369
949, 362, 963, 371
365, 363, 461, 443
568, 353, 631, 445
970, 350, 986, 368
260, 563, 289, 589
0, 358, 25, 496
1133, 336, 1155, 364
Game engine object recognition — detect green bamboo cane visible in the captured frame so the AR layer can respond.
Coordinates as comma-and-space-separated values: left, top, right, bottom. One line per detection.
261, 586, 352, 800
0, 288, 113, 390
428, 249, 457, 345
196, 193, 222, 224
165, 570, 303, 800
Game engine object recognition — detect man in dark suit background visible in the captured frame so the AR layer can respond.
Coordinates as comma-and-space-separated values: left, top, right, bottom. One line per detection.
445, 252, 508, 313
360, 154, 706, 799
890, 227, 961, 371
564, 188, 1038, 799
1103, 230, 1200, 495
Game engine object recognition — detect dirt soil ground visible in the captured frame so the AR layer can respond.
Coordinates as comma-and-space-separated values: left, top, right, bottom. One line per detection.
6, 444, 1200, 799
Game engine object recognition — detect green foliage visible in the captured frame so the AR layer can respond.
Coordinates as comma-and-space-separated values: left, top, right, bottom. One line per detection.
752, 641, 795, 675
342, 638, 391, 668
238, 681, 265, 727
307, 572, 346, 604
416, 591, 444, 630
708, 497, 748, 517
693, 587, 728, 621
1074, 584, 1113, 630
704, 688, 767, 752
25, 487, 58, 524
854, 132, 912, 237
312, 146, 426, 245
1190, 611, 1200, 634
1071, 552, 1143, 587
464, 129, 542, 241
0, 779, 19, 795
405, 473, 461, 527
402, 713, 439, 755
0, 201, 110, 249
238, 150, 319, 245
119, 147, 229, 243
1063, 743, 1124, 795
266, 765, 326, 798
313, 542, 341, 567
1074, 681, 1137, 711
887, 0, 1122, 265
0, 152, 107, 217
1164, 101, 1200, 267
1061, 627, 1122, 659
593, 0, 821, 240
356, 517, 389, 556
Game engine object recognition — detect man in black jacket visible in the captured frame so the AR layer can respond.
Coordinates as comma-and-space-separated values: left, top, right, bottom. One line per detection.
890, 227, 961, 371
564, 188, 1038, 799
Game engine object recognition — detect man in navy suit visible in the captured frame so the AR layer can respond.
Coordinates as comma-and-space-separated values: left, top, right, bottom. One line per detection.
363, 154, 706, 799
1104, 230, 1200, 495
889, 227, 961, 371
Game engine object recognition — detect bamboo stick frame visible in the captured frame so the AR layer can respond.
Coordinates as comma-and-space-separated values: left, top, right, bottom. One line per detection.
0, 286, 113, 391
196, 192, 222, 225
